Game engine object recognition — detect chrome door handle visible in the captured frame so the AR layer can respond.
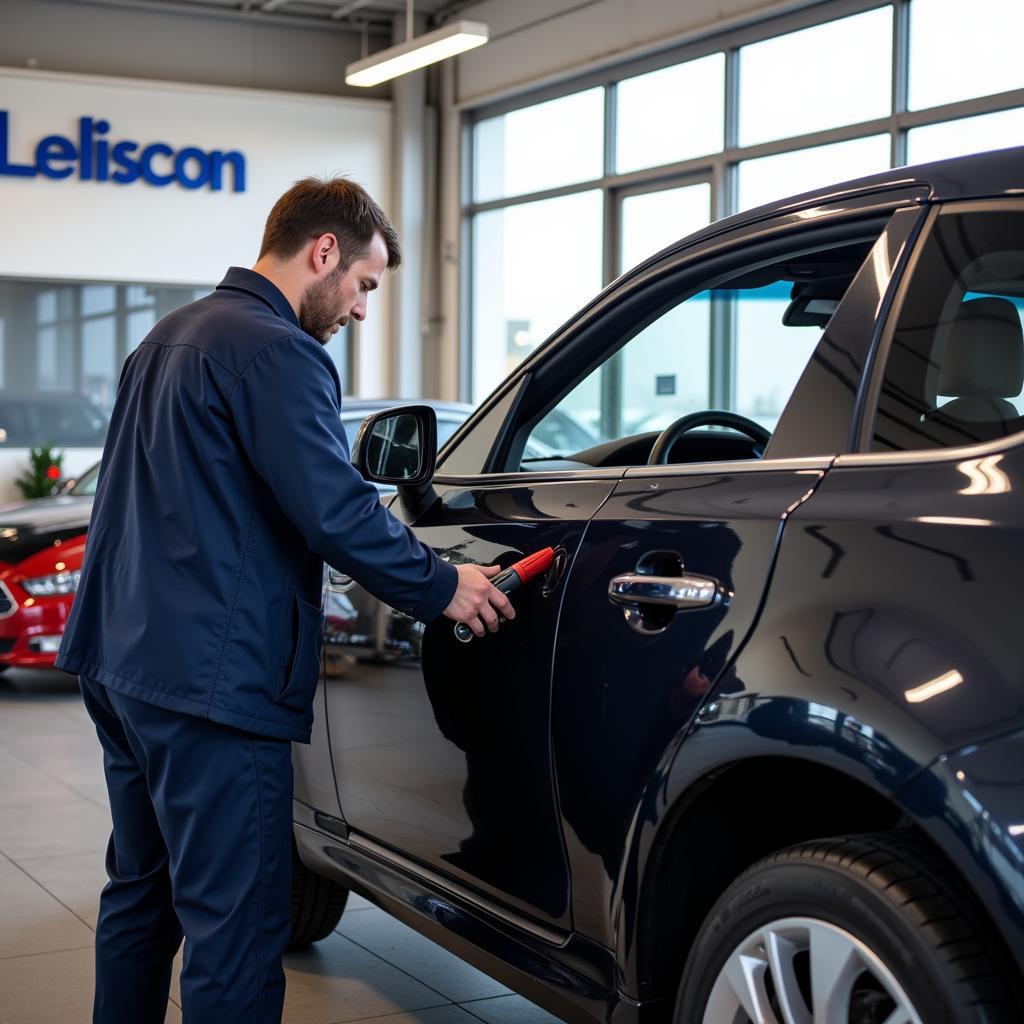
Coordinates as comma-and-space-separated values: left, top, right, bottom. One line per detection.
326, 567, 356, 593
608, 573, 718, 609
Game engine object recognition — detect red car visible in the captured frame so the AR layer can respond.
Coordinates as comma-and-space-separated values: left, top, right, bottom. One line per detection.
0, 464, 96, 670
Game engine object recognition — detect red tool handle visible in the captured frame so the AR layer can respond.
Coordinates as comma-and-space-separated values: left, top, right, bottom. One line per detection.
454, 547, 557, 642
508, 546, 556, 584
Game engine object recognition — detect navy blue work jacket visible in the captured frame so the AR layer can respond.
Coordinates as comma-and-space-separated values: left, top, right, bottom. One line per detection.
57, 268, 458, 742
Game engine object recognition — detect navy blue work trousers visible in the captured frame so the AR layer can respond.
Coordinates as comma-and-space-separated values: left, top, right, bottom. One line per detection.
80, 675, 293, 1024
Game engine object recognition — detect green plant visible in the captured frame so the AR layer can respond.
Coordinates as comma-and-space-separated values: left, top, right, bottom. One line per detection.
16, 444, 64, 500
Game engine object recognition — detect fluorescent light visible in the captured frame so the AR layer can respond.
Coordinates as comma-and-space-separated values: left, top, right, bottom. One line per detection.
905, 669, 964, 704
345, 20, 488, 87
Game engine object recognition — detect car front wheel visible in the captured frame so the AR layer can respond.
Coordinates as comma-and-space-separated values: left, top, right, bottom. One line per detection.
674, 832, 1020, 1024
288, 839, 349, 949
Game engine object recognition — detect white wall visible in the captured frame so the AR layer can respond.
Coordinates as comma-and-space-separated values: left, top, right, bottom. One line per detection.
0, 66, 395, 498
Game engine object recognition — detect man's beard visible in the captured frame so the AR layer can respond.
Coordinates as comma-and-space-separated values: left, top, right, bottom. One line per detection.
299, 266, 345, 344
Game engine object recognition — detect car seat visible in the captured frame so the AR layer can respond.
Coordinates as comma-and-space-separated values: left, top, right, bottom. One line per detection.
924, 296, 1024, 443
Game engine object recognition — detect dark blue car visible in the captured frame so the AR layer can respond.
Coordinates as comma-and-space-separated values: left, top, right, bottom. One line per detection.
291, 147, 1024, 1024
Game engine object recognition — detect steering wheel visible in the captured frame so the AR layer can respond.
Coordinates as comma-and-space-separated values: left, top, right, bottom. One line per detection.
647, 410, 771, 465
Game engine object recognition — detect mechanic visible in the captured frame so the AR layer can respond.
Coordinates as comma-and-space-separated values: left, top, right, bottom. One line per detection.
55, 176, 514, 1024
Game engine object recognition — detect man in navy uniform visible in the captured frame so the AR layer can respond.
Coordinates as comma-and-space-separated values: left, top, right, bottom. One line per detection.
57, 177, 513, 1024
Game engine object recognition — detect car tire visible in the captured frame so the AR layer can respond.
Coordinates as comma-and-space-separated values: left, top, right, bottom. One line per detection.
288, 839, 349, 949
674, 831, 1021, 1024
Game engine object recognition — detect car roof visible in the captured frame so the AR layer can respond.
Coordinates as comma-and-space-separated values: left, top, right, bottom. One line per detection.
647, 145, 1024, 273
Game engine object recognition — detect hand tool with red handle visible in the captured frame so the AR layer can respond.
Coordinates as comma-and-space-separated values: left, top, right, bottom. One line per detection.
454, 546, 556, 643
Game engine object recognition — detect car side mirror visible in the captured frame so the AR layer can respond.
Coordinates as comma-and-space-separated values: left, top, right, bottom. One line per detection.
351, 405, 437, 489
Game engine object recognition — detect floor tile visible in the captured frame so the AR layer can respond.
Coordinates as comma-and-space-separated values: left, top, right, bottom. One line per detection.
338, 907, 509, 1003
170, 930, 451, 1023
335, 1006, 484, 1024
0, 944, 180, 1024
346, 891, 376, 911
17, 849, 107, 929
0, 946, 94, 1023
0, 797, 110, 860
0, 760, 83, 810
0, 855, 95, 958
459, 993, 564, 1023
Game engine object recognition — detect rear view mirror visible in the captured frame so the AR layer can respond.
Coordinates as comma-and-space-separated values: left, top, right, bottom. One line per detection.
351, 405, 437, 487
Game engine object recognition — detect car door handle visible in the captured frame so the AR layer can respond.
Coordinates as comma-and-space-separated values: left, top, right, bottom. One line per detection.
608, 573, 719, 609
327, 568, 356, 593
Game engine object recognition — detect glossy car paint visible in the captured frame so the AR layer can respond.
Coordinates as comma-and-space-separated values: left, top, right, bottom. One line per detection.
294, 148, 1024, 1024
0, 496, 89, 667
706, 445, 1024, 956
324, 477, 621, 929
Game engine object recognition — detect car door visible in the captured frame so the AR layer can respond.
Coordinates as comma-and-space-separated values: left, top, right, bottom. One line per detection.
322, 197, 923, 937
323, 389, 619, 930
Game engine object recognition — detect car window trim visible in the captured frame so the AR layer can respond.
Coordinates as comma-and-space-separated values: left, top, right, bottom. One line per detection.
836, 431, 1024, 468
623, 455, 835, 477
433, 466, 628, 487
434, 454, 836, 489
852, 197, 1024, 460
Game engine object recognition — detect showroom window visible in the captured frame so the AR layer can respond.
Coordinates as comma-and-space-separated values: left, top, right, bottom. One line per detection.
464, 0, 1024, 405
0, 278, 355, 448
0, 279, 208, 446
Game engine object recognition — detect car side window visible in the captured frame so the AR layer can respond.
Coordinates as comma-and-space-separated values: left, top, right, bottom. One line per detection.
520, 236, 877, 469
870, 204, 1024, 452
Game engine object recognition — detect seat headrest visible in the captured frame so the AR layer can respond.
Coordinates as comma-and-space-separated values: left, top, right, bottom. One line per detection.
937, 297, 1024, 398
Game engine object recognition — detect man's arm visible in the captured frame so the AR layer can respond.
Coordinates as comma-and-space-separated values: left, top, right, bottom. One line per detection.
229, 333, 512, 632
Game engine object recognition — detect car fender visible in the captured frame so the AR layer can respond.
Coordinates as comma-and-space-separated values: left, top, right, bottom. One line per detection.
610, 587, 1024, 998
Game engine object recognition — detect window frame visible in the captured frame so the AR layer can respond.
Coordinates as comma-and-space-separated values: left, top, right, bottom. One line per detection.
438, 206, 907, 484
460, 0, 1024, 406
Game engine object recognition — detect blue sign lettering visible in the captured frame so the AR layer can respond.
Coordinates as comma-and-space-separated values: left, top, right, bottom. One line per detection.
0, 112, 246, 192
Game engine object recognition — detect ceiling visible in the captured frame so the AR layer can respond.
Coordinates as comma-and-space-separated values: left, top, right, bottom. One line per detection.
60, 0, 479, 34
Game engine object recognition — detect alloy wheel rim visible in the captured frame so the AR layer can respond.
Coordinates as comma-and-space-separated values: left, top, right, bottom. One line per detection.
702, 916, 924, 1024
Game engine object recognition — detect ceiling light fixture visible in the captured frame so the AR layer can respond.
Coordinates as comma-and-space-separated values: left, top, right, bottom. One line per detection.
344, 0, 488, 88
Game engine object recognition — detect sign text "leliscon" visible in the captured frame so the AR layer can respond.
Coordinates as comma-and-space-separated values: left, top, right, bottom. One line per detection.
0, 112, 246, 192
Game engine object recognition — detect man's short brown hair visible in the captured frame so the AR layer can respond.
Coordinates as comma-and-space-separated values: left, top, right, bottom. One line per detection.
259, 176, 401, 270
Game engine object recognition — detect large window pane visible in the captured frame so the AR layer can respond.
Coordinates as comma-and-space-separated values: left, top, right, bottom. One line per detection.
735, 282, 824, 431
473, 89, 605, 203
620, 184, 712, 273
127, 309, 157, 351
82, 316, 118, 413
909, 0, 1024, 111
739, 8, 892, 147
82, 285, 116, 316
472, 191, 603, 401
906, 107, 1024, 164
615, 54, 725, 173
526, 295, 711, 454
737, 134, 891, 211
0, 278, 209, 450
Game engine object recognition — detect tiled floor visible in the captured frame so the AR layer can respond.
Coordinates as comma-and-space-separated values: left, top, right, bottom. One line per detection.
0, 669, 564, 1024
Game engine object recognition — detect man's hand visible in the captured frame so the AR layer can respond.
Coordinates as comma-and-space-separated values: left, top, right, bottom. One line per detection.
443, 564, 516, 638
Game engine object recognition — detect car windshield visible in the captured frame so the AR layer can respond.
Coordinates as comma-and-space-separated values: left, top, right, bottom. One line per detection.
70, 463, 101, 496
